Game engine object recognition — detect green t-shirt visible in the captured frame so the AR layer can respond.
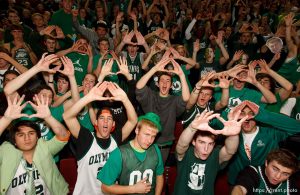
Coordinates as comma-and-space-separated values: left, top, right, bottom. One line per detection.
66, 52, 90, 85
92, 54, 119, 84
277, 57, 300, 85
214, 86, 263, 118
98, 142, 164, 187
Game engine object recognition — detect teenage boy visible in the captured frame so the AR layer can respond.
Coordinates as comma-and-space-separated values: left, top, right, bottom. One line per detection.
63, 81, 137, 195
232, 149, 299, 195
174, 109, 247, 195
98, 112, 164, 195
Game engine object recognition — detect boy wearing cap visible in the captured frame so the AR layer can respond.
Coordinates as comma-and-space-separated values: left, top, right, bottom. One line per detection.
98, 112, 164, 195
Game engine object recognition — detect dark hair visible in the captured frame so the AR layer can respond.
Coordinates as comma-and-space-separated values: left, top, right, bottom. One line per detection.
256, 73, 276, 93
7, 8, 19, 16
4, 70, 20, 78
96, 107, 113, 119
10, 24, 24, 31
97, 37, 109, 45
29, 84, 54, 101
193, 131, 217, 141
157, 72, 172, 82
266, 149, 299, 173
9, 120, 41, 146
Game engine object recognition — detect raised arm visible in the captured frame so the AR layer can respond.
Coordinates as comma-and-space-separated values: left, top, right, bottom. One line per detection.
0, 52, 28, 73
186, 72, 216, 109
284, 13, 297, 59
63, 82, 109, 138
214, 73, 230, 111
0, 95, 28, 136
136, 58, 169, 89
58, 56, 80, 110
107, 82, 137, 141
240, 62, 277, 104
169, 59, 190, 101
176, 111, 219, 160
29, 94, 69, 140
257, 59, 293, 101
214, 32, 230, 65
4, 54, 59, 96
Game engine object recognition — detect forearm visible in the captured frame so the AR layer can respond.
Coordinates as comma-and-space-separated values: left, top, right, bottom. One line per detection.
136, 67, 156, 89
223, 135, 239, 159
44, 115, 68, 139
185, 19, 196, 40
268, 69, 293, 100
102, 184, 135, 194
87, 56, 93, 73
0, 117, 13, 136
115, 41, 126, 55
215, 88, 229, 110
255, 107, 300, 133
179, 56, 196, 69
179, 74, 190, 102
52, 92, 71, 107
69, 75, 80, 103
155, 175, 164, 195
4, 66, 40, 95
176, 126, 196, 158
254, 82, 276, 103
141, 53, 153, 71
56, 48, 73, 57
7, 57, 28, 73
218, 43, 229, 65
186, 87, 200, 109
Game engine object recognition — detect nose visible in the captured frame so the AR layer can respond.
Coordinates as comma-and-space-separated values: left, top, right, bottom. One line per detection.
274, 172, 281, 180
24, 134, 30, 141
204, 144, 209, 152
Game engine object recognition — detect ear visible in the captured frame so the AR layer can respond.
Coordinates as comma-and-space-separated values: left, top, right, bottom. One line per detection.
265, 160, 268, 167
110, 121, 116, 132
192, 140, 196, 146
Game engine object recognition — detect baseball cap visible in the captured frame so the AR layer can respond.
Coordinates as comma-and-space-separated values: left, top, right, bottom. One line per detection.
138, 112, 162, 132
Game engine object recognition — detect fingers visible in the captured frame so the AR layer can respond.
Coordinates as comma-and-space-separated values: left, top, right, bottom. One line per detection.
239, 115, 248, 124
216, 115, 226, 124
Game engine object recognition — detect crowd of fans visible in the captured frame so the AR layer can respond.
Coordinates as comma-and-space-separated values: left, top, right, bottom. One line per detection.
0, 0, 299, 194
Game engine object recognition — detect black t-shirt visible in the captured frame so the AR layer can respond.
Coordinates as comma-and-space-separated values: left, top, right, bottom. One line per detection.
74, 125, 122, 160
236, 165, 299, 195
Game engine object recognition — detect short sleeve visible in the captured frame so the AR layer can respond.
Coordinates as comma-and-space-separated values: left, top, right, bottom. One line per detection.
97, 148, 123, 185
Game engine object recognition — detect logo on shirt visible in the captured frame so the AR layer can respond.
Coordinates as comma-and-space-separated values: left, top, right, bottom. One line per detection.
188, 163, 206, 190
256, 140, 265, 147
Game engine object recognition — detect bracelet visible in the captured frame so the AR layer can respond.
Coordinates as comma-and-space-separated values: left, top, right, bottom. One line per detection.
48, 81, 54, 83
189, 126, 197, 132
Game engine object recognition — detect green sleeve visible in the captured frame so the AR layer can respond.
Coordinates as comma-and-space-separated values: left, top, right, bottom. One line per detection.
154, 145, 164, 176
50, 105, 64, 122
255, 107, 300, 133
97, 148, 122, 185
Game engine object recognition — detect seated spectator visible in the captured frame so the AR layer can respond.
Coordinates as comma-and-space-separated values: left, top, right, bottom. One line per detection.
232, 149, 299, 195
